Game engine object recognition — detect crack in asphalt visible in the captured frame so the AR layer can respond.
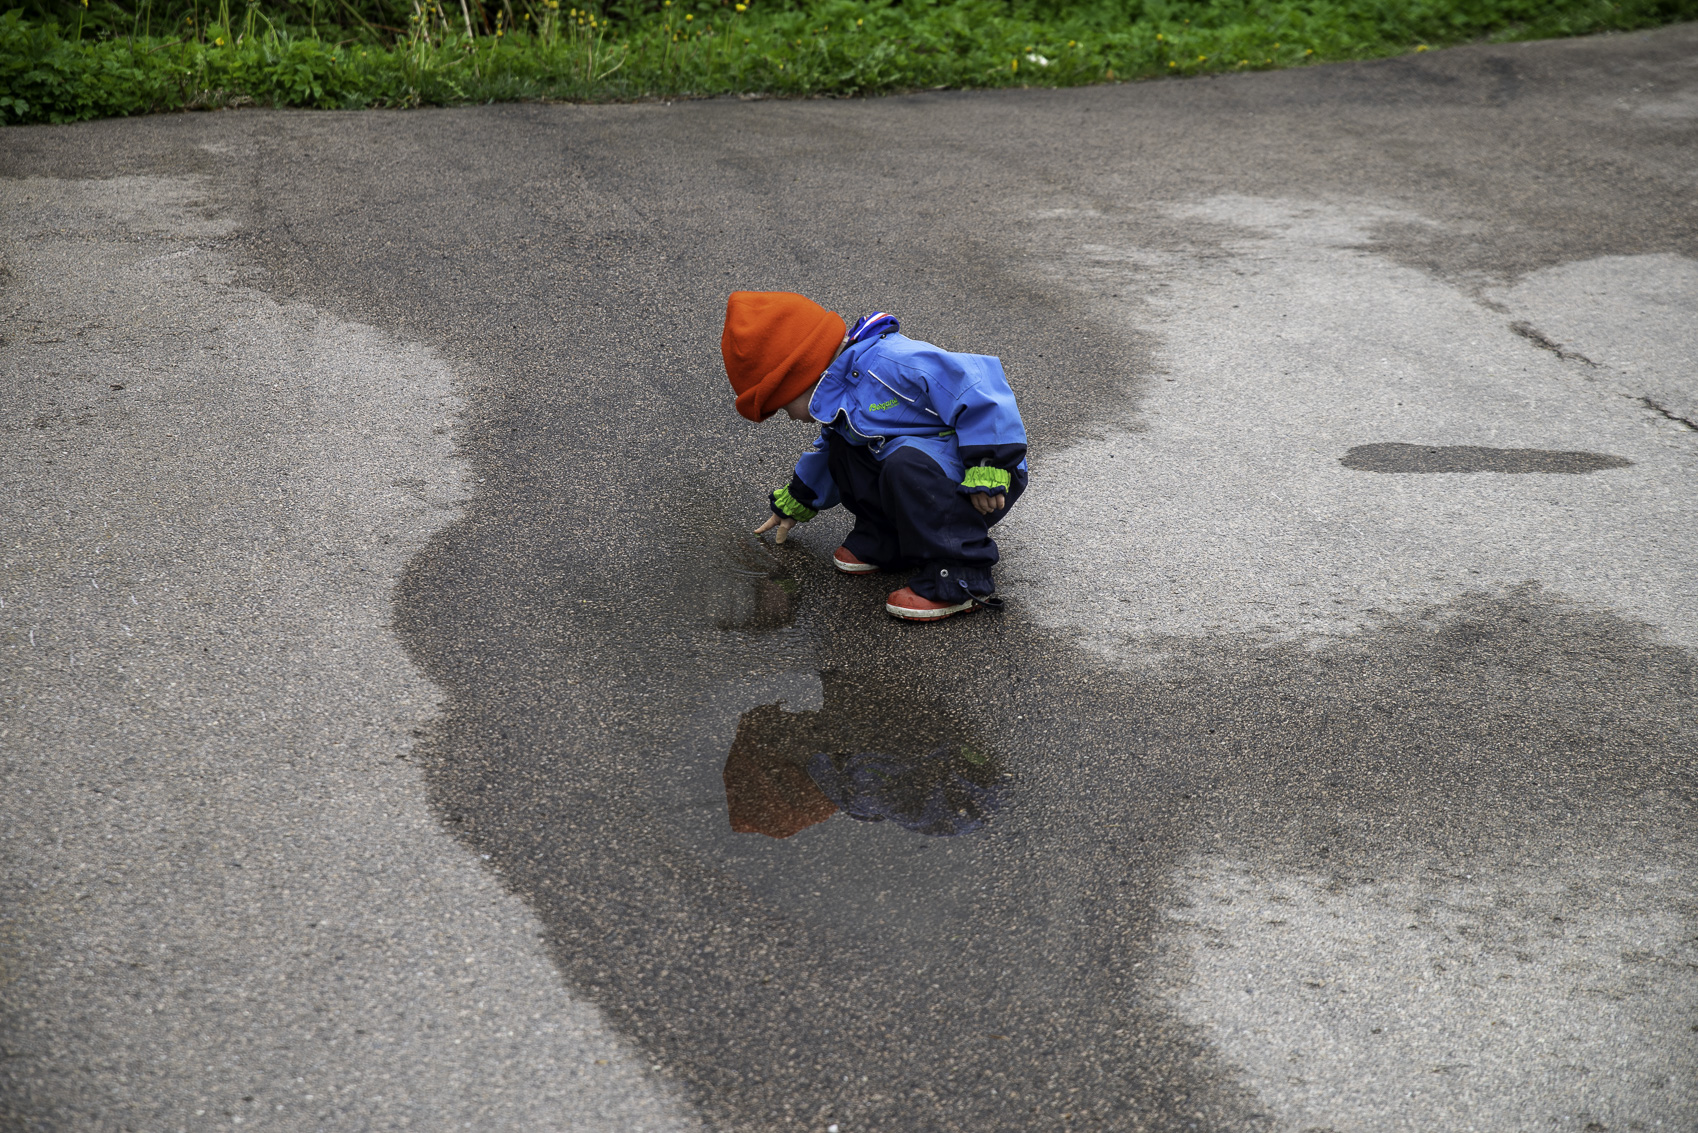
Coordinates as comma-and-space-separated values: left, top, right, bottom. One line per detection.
1508, 319, 1596, 365
1639, 394, 1698, 432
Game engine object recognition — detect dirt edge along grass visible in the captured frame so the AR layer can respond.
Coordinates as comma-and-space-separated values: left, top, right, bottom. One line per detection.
5, 0, 1697, 124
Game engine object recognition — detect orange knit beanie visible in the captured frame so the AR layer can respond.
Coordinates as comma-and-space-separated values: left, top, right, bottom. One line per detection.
722, 291, 847, 422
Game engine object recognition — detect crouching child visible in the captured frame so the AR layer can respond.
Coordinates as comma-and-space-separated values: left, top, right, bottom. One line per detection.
721, 290, 1028, 621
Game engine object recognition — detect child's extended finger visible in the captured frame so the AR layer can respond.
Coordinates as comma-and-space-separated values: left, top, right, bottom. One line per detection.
774, 521, 791, 544
755, 514, 779, 535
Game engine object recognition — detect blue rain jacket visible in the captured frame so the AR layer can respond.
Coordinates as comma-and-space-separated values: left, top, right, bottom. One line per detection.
771, 315, 1029, 520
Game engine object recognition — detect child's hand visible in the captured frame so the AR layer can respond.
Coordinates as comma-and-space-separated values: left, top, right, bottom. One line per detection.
970, 492, 1006, 516
755, 513, 798, 543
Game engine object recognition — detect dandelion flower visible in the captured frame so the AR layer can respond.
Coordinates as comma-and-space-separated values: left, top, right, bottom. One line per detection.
685, 13, 692, 19
855, 17, 861, 25
1168, 60, 1175, 66
1415, 44, 1428, 51
735, 3, 745, 10
215, 34, 225, 43
1067, 39, 1075, 47
1154, 33, 1162, 40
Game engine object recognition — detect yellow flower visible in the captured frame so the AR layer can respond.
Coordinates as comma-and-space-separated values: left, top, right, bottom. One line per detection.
214, 34, 225, 43
1168, 60, 1175, 67
685, 13, 691, 19
1197, 54, 1205, 61
1067, 40, 1075, 47
1272, 42, 1279, 47
735, 3, 745, 10
1154, 33, 1162, 40
1011, 57, 1017, 71
1415, 44, 1429, 51
496, 27, 503, 34
855, 17, 861, 25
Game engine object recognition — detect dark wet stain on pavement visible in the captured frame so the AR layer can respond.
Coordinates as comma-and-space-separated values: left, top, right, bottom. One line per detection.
209, 90, 1698, 1133
1341, 442, 1633, 473
402, 516, 1697, 1132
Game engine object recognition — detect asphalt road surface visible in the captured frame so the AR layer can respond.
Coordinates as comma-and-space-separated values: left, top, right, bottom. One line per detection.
3, 23, 1696, 1133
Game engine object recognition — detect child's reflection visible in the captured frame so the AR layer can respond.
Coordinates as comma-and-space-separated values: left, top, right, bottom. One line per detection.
723, 688, 1002, 839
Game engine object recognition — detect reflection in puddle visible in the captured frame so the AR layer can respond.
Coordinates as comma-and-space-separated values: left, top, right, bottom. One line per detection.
723, 674, 1006, 839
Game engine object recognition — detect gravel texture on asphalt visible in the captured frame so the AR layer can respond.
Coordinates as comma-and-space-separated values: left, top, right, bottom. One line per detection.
0, 176, 695, 1132
998, 196, 1698, 656
2, 22, 1696, 1133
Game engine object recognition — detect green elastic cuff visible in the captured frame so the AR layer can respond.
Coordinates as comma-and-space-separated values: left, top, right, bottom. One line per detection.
962, 465, 1012, 493
771, 486, 817, 522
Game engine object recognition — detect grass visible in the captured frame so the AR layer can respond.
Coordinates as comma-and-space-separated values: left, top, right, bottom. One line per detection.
4, 0, 1696, 124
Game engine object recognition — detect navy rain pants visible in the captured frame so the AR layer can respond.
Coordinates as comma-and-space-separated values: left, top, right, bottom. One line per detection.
826, 434, 1024, 603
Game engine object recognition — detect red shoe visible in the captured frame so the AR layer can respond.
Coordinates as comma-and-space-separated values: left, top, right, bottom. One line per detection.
885, 586, 977, 621
833, 546, 880, 574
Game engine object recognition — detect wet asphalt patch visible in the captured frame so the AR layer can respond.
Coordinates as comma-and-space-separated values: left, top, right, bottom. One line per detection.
1340, 443, 1634, 474
401, 493, 1696, 1132
34, 29, 1682, 1126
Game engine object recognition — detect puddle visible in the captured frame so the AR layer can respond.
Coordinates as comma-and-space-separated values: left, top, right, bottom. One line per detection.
724, 674, 1007, 840
1340, 442, 1633, 474
649, 668, 1018, 953
715, 539, 800, 632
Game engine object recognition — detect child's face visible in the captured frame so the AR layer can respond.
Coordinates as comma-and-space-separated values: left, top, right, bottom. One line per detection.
776, 334, 848, 421
779, 385, 817, 421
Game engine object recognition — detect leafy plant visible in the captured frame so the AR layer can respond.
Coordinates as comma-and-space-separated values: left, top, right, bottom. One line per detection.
4, 0, 1696, 124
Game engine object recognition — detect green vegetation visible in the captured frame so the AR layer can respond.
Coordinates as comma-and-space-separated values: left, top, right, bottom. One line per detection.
4, 0, 1695, 124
